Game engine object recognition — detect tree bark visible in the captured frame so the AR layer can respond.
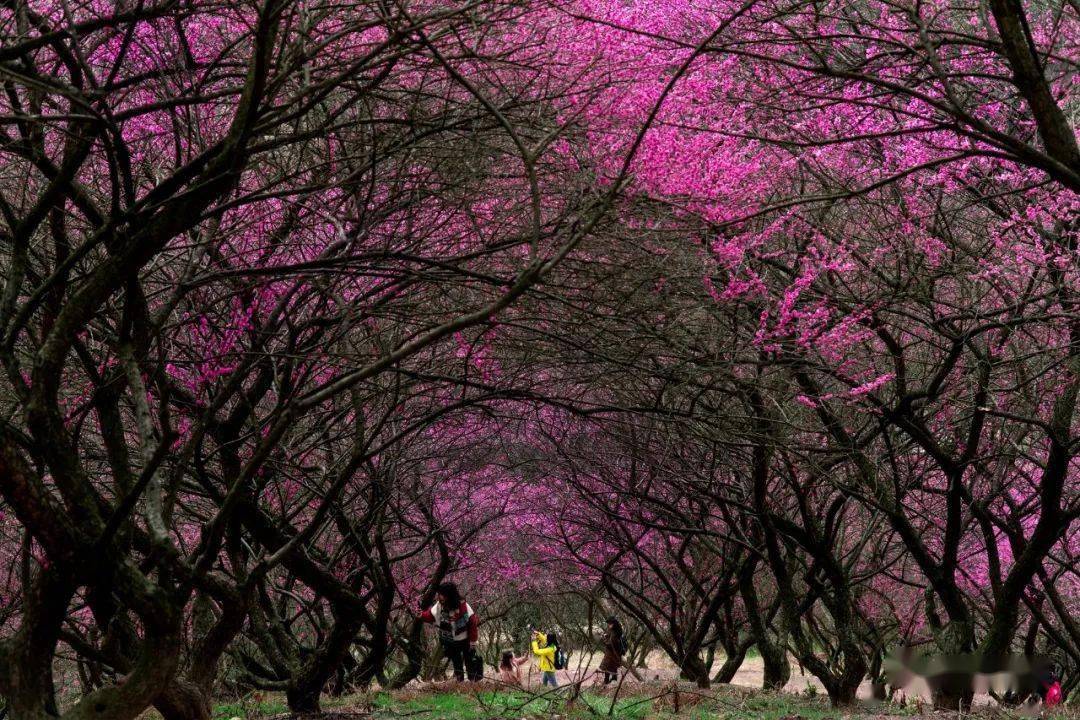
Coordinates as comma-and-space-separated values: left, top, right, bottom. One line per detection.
679, 653, 711, 689
286, 613, 366, 713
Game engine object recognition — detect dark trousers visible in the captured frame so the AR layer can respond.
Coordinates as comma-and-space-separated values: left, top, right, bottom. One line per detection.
443, 640, 475, 681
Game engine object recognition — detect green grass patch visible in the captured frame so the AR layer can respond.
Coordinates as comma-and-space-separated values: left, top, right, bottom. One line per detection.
365, 688, 911, 720
709, 692, 837, 720
369, 689, 660, 720
211, 687, 1077, 720
372, 690, 564, 720
212, 697, 288, 720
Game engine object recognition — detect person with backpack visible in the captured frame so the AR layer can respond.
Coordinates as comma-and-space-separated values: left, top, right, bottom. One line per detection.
531, 630, 563, 688
418, 582, 481, 682
598, 616, 626, 685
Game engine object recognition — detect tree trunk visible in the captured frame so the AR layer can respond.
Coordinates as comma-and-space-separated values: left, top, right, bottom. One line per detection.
738, 557, 789, 691
154, 681, 212, 720
712, 641, 748, 684
388, 623, 427, 689
679, 654, 710, 689
760, 643, 791, 691
156, 586, 251, 720
286, 612, 364, 713
1, 570, 73, 720
825, 679, 859, 706
712, 606, 751, 685
926, 613, 974, 710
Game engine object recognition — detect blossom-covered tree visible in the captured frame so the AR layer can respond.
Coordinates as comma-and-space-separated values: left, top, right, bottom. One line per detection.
1, 0, 1077, 715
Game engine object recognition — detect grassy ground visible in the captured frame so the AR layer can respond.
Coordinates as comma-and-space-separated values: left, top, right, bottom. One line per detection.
208, 684, 1078, 720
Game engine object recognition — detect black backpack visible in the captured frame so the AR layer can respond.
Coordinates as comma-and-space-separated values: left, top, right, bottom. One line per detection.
467, 651, 484, 681
553, 646, 569, 671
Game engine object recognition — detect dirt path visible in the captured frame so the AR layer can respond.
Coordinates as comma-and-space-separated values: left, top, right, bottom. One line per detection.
552, 651, 938, 704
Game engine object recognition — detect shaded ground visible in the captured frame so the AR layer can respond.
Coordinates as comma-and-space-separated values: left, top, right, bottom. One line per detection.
206, 683, 1076, 720
142, 652, 1070, 720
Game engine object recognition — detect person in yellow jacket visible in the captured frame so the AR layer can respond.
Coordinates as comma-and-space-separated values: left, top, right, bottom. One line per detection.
531, 630, 559, 688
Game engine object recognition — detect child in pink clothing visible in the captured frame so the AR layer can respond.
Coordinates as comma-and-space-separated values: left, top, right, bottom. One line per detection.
499, 650, 530, 687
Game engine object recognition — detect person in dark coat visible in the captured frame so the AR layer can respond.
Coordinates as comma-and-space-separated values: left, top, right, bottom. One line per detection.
598, 616, 625, 684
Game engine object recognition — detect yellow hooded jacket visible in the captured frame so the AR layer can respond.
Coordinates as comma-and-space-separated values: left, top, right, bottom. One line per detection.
531, 632, 556, 673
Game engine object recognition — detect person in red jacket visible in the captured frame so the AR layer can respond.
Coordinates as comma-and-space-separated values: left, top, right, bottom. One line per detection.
419, 582, 480, 681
